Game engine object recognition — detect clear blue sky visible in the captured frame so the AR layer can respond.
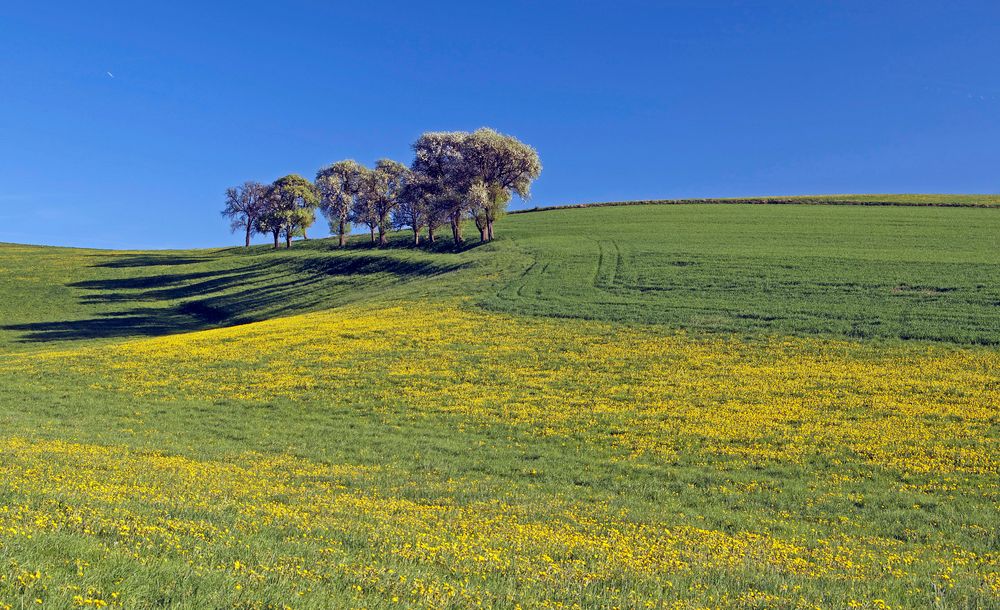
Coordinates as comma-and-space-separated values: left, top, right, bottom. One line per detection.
1, 1, 997, 249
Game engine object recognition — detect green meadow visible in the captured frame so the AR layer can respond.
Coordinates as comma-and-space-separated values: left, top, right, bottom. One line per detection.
0, 201, 998, 609
3, 202, 999, 349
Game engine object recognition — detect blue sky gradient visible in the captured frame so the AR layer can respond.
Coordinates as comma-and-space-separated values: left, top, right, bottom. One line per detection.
1, 1, 998, 248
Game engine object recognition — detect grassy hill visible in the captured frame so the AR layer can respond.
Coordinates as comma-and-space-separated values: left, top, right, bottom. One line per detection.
0, 200, 998, 608
3, 201, 998, 348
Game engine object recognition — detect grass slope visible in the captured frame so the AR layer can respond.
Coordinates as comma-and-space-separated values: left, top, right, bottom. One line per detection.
4, 201, 997, 348
490, 204, 1000, 344
0, 241, 471, 349
0, 199, 998, 609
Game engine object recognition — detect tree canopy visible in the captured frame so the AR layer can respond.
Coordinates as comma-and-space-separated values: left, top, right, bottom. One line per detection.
222, 181, 269, 247
460, 128, 542, 241
270, 174, 320, 248
316, 160, 364, 248
224, 127, 540, 248
411, 131, 472, 244
365, 159, 410, 246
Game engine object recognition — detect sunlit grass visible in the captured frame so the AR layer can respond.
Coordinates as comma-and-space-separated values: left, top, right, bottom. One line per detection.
1, 200, 998, 608
2, 299, 998, 608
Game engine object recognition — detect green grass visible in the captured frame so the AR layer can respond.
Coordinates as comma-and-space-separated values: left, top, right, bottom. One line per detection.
3, 202, 998, 349
0, 198, 998, 609
0, 241, 471, 350
490, 204, 1000, 344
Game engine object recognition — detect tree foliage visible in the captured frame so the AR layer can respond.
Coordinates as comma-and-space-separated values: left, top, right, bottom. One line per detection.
228, 127, 539, 248
271, 174, 319, 248
316, 160, 364, 247
394, 172, 435, 245
222, 181, 269, 247
369, 159, 410, 247
349, 165, 379, 243
411, 132, 471, 244
459, 128, 542, 241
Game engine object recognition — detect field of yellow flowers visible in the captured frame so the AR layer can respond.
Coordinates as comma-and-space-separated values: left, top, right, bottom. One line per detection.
1, 204, 998, 608
1, 297, 998, 608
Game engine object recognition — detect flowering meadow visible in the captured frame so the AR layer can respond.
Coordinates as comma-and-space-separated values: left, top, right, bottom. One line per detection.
0, 203, 998, 608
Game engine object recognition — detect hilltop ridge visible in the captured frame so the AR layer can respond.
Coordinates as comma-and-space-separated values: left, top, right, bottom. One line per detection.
512, 193, 1000, 213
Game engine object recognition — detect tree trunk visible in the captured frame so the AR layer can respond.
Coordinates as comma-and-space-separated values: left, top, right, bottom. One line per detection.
285, 233, 292, 248
302, 228, 308, 240
272, 230, 279, 249
338, 220, 347, 247
428, 226, 435, 243
478, 226, 486, 242
451, 214, 463, 244
486, 219, 495, 241
244, 224, 252, 248
378, 225, 387, 246
413, 228, 420, 245
369, 226, 376, 243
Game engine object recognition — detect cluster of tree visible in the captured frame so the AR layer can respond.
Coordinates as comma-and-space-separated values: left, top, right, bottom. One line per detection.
222, 128, 541, 249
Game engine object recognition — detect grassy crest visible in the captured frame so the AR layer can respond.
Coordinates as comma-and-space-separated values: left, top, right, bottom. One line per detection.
0, 200, 998, 608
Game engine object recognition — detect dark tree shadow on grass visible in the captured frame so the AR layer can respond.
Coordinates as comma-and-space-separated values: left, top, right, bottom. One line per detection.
4, 251, 466, 343
334, 230, 490, 254
88, 254, 214, 268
